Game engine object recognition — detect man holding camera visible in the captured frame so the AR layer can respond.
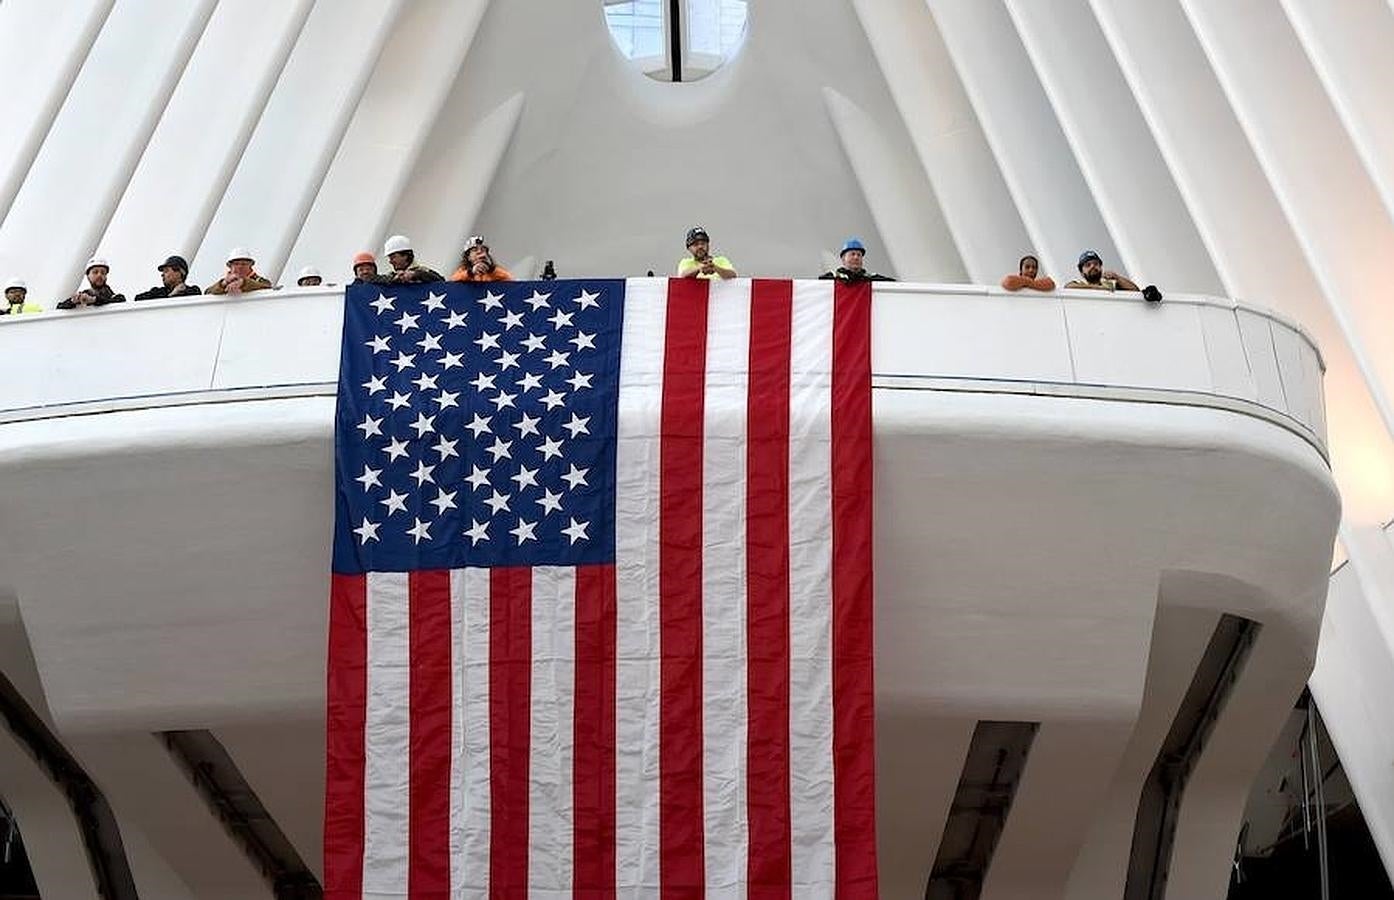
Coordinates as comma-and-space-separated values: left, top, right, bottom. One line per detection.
1065, 250, 1162, 302
676, 226, 737, 280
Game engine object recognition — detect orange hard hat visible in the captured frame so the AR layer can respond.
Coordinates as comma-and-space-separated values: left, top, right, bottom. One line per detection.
352, 251, 376, 266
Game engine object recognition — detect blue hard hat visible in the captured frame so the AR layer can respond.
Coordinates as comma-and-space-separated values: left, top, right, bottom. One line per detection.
840, 238, 867, 256
1078, 249, 1103, 268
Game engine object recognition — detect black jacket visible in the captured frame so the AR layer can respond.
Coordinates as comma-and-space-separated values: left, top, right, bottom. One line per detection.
819, 267, 895, 283
134, 283, 202, 301
57, 285, 126, 309
384, 265, 444, 284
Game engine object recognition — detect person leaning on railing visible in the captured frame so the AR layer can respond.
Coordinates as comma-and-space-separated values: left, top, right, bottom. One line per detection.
382, 234, 444, 284
449, 235, 513, 282
134, 255, 201, 301
2, 278, 43, 315
57, 257, 126, 309
206, 248, 273, 295
819, 237, 895, 283
1064, 249, 1163, 302
1000, 254, 1056, 292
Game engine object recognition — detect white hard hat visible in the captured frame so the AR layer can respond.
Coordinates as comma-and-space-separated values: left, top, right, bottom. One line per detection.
4, 277, 26, 292
383, 234, 412, 255
85, 256, 109, 272
227, 247, 255, 264
297, 266, 322, 281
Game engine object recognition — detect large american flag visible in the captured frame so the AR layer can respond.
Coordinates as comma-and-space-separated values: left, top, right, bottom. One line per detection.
325, 277, 877, 898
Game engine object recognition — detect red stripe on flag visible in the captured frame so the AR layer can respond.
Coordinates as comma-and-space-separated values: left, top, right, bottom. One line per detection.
660, 277, 709, 898
574, 564, 618, 898
409, 570, 452, 895
324, 573, 367, 898
831, 281, 878, 898
746, 279, 793, 897
490, 567, 532, 897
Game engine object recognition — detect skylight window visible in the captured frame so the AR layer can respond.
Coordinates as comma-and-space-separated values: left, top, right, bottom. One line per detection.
604, 0, 749, 82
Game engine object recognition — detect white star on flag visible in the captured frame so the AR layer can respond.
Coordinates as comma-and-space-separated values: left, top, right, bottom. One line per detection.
369, 293, 395, 314
464, 519, 489, 545
353, 518, 381, 543
561, 517, 590, 544
379, 489, 408, 516
510, 518, 539, 544
406, 517, 432, 544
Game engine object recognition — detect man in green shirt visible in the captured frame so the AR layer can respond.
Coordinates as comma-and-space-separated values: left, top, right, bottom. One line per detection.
676, 226, 737, 280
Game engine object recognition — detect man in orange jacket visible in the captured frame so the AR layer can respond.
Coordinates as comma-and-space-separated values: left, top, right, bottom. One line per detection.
449, 235, 513, 282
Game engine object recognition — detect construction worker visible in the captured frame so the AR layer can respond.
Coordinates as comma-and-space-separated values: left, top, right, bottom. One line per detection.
382, 234, 443, 284
134, 255, 202, 300
819, 238, 894, 283
349, 252, 384, 285
449, 235, 513, 282
206, 248, 273, 295
57, 257, 126, 309
296, 266, 324, 287
676, 226, 737, 280
2, 277, 42, 315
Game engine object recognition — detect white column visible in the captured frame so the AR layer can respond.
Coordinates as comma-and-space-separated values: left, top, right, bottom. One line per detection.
1181, 0, 1394, 440
193, 0, 405, 286
1002, 0, 1223, 293
0, 0, 113, 224
850, 0, 1029, 282
97, 0, 316, 290
283, 0, 493, 280
0, 0, 216, 304
1090, 0, 1394, 525
926, 0, 1116, 285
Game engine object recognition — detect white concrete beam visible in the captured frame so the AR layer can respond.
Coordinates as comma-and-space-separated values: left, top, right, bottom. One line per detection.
1281, 0, 1394, 233
822, 88, 968, 282
926, 0, 1115, 286
850, 0, 1029, 282
194, 0, 405, 287
1002, 0, 1223, 294
0, 0, 216, 305
1180, 0, 1394, 445
1090, 0, 1394, 525
284, 0, 492, 281
0, 0, 114, 225
97, 0, 315, 293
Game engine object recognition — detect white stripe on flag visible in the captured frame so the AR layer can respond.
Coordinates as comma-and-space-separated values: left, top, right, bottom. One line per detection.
452, 567, 492, 898
363, 571, 411, 894
529, 566, 577, 893
615, 278, 669, 892
788, 281, 838, 895
702, 278, 752, 895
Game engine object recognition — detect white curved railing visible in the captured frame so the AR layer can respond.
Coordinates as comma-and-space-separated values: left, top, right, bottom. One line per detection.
0, 281, 1327, 457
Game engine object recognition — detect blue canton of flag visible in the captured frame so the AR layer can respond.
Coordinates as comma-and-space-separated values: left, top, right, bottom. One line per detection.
332, 280, 625, 573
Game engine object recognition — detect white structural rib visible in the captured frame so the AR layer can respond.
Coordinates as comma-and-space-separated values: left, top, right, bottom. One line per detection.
1089, 0, 1394, 524
850, 0, 1029, 282
0, 0, 216, 304
97, 0, 315, 291
1281, 0, 1394, 247
926, 0, 1116, 285
0, 0, 113, 224
822, 88, 968, 282
390, 93, 528, 280
194, 0, 404, 286
1180, 0, 1394, 442
284, 0, 492, 281
1001, 0, 1222, 294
